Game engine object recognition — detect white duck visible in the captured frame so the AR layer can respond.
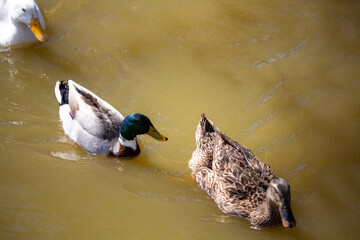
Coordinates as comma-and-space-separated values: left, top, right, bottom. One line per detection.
0, 0, 47, 47
55, 80, 168, 157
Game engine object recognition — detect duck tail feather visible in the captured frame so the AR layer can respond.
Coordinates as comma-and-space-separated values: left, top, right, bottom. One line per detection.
199, 113, 219, 134
55, 81, 69, 105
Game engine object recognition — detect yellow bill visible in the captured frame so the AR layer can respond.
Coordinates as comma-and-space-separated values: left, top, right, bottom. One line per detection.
147, 126, 168, 141
30, 17, 48, 42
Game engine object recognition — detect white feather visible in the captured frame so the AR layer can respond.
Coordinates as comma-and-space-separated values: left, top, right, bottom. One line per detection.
54, 81, 62, 104
67, 80, 124, 138
119, 137, 137, 151
0, 0, 47, 47
59, 104, 111, 154
57, 80, 126, 154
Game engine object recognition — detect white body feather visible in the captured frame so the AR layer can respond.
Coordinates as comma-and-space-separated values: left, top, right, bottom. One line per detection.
0, 0, 46, 46
54, 80, 137, 154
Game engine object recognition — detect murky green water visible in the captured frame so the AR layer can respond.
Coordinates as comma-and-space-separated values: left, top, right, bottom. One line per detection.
1, 0, 359, 239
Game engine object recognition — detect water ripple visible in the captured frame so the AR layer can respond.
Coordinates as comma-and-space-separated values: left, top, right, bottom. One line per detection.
253, 37, 310, 68
0, 121, 26, 126
287, 163, 308, 180
51, 151, 85, 161
242, 110, 279, 137
135, 190, 201, 203
224, 34, 271, 50
240, 78, 284, 114
257, 133, 298, 153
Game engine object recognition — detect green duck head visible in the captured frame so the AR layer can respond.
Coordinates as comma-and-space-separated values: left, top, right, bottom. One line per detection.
120, 113, 168, 142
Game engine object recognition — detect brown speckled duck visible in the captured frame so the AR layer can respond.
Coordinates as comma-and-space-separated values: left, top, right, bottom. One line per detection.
189, 113, 296, 228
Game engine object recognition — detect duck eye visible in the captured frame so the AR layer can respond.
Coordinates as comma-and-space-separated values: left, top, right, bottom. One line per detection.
22, 8, 26, 12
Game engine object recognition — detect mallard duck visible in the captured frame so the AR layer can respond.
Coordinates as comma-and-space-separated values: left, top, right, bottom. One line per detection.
0, 0, 48, 47
54, 80, 168, 157
189, 114, 296, 228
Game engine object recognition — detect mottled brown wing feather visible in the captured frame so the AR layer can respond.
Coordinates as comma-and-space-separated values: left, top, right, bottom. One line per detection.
191, 114, 277, 220
189, 114, 219, 172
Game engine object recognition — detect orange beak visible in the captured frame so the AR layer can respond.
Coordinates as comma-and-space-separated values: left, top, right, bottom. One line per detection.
279, 204, 296, 228
30, 17, 48, 42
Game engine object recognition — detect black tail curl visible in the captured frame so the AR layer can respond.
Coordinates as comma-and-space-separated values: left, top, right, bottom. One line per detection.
59, 81, 69, 105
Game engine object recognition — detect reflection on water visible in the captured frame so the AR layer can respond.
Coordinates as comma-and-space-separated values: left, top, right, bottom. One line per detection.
0, 0, 359, 239
51, 152, 89, 161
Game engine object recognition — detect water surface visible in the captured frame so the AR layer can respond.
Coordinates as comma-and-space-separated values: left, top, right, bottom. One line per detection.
0, 0, 359, 239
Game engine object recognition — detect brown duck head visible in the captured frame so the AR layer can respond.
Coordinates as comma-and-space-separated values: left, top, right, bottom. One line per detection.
267, 178, 296, 228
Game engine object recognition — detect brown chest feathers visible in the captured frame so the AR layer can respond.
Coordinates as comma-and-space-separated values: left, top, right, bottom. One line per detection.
111, 140, 140, 157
